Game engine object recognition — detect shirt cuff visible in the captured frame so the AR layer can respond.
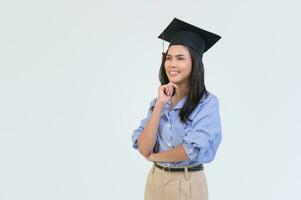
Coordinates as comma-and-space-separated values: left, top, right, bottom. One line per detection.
183, 142, 199, 160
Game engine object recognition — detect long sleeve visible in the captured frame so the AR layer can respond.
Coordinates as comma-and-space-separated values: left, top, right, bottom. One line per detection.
181, 95, 222, 163
131, 98, 157, 150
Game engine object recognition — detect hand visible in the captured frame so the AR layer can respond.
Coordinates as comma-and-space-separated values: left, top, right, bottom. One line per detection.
157, 82, 178, 105
145, 153, 155, 162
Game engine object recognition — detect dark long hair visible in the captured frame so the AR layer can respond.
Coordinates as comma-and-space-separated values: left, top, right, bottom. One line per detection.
158, 45, 209, 124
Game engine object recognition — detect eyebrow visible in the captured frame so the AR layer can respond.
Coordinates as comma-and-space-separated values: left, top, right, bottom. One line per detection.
166, 54, 186, 57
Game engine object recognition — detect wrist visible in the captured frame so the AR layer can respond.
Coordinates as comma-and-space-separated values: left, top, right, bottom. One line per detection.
154, 101, 165, 109
149, 153, 156, 161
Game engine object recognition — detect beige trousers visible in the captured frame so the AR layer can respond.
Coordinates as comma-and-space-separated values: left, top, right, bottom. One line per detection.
144, 163, 208, 200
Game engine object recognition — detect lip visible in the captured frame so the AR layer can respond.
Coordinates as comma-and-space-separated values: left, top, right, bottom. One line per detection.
169, 71, 180, 76
169, 70, 180, 73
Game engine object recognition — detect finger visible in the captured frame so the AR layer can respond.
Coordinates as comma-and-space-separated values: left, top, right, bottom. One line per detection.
170, 84, 173, 96
168, 84, 172, 96
164, 86, 169, 96
169, 82, 178, 89
166, 85, 169, 96
163, 86, 167, 96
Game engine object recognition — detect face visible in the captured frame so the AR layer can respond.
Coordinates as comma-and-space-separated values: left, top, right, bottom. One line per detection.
164, 45, 192, 85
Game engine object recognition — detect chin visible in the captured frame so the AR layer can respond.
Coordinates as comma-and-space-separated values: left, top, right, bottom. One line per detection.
168, 78, 182, 84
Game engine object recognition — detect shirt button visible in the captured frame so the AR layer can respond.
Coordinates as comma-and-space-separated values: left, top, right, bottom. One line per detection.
168, 143, 172, 147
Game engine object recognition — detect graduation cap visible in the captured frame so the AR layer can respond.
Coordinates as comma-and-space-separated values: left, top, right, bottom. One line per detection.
158, 17, 221, 56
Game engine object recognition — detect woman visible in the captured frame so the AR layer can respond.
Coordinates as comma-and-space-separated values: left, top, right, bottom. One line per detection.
131, 17, 222, 200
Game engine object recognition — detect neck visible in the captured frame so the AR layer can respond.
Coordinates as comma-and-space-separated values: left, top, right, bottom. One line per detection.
172, 82, 189, 102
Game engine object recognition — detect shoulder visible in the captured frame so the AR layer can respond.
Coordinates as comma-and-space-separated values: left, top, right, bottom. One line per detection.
196, 91, 219, 107
188, 91, 220, 120
202, 91, 219, 105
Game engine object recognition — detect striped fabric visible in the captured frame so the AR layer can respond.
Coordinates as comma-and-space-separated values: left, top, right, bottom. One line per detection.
131, 92, 222, 167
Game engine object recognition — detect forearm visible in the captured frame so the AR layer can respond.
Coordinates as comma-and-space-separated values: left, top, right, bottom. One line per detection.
137, 102, 164, 157
148, 145, 190, 162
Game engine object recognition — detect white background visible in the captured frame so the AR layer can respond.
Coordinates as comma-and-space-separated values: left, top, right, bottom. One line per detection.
0, 0, 300, 199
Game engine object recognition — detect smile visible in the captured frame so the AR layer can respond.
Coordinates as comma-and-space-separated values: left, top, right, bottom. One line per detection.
169, 71, 180, 75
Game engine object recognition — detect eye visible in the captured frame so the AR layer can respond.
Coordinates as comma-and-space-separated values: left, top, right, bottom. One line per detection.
166, 57, 171, 60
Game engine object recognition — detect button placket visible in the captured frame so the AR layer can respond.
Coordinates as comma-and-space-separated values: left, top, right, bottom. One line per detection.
167, 113, 173, 148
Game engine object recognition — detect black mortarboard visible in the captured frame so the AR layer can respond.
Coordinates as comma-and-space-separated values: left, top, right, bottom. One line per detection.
158, 18, 221, 56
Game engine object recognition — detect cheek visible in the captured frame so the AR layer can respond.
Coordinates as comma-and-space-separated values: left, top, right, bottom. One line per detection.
164, 64, 168, 72
164, 61, 169, 71
184, 62, 192, 74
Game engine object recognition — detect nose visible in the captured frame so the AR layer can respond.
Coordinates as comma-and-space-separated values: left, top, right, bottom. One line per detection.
169, 58, 177, 68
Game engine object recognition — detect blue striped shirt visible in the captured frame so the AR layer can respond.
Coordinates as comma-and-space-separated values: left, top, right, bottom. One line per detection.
131, 92, 222, 167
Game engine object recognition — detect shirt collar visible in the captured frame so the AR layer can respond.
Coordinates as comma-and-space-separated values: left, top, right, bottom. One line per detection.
165, 96, 188, 111
150, 92, 210, 112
